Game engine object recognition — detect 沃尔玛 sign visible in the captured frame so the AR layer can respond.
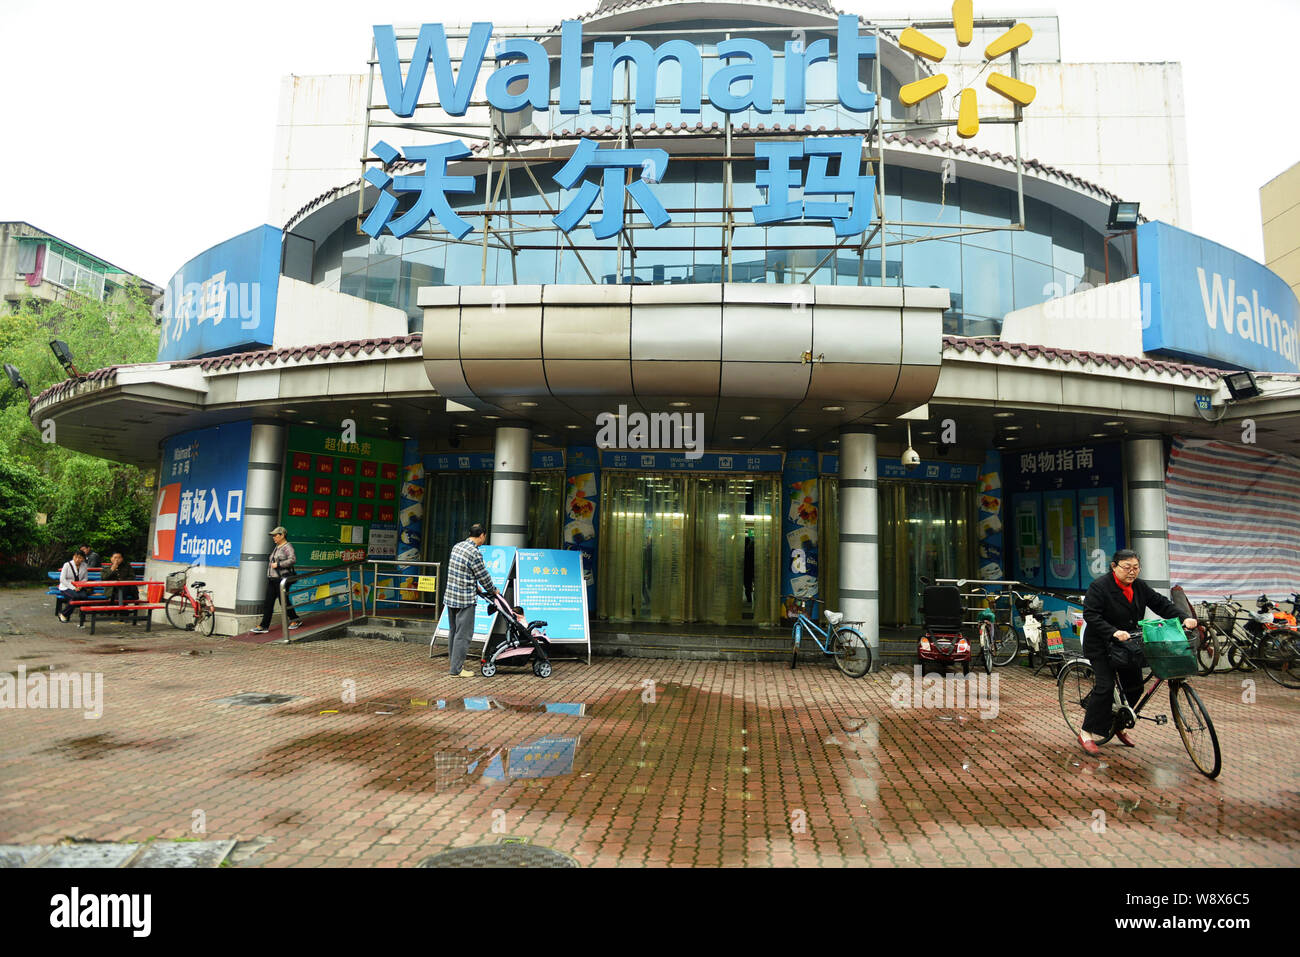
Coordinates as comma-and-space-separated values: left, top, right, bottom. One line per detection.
156, 225, 281, 362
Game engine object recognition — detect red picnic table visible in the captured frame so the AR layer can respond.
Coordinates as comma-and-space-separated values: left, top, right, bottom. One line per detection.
69, 580, 167, 634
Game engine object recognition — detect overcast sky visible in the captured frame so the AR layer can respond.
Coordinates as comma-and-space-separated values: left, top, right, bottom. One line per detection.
2, 0, 1296, 285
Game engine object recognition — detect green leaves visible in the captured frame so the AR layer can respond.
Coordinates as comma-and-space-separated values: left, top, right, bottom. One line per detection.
0, 284, 159, 563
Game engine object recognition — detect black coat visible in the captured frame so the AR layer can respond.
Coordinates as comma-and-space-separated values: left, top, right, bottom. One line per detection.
1082, 572, 1181, 655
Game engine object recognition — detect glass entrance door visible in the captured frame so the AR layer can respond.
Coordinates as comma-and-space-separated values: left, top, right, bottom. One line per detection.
599, 472, 779, 625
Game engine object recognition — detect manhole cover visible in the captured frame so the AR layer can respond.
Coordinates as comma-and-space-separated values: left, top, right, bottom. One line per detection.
418, 844, 578, 868
214, 693, 298, 706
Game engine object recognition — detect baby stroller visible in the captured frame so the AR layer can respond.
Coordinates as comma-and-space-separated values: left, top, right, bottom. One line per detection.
477, 588, 553, 678
917, 576, 972, 676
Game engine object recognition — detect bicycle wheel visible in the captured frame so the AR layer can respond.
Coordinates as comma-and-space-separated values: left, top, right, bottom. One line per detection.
979, 621, 994, 675
992, 623, 1020, 666
1227, 641, 1255, 672
197, 596, 217, 637
1194, 625, 1220, 676
831, 626, 871, 678
1257, 630, 1300, 689
1169, 680, 1221, 779
166, 593, 196, 630
1057, 659, 1115, 745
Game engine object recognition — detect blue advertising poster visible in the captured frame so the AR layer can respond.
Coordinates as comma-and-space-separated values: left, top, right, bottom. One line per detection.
434, 545, 517, 637
1077, 489, 1118, 585
564, 446, 599, 608
1138, 220, 1300, 374
1043, 489, 1078, 590
782, 450, 819, 613
1010, 492, 1044, 588
152, 421, 252, 568
514, 548, 590, 646
978, 451, 1004, 581
157, 225, 282, 362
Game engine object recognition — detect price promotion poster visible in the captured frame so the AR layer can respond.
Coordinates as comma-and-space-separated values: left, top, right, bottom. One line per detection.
434, 545, 517, 639
514, 548, 591, 662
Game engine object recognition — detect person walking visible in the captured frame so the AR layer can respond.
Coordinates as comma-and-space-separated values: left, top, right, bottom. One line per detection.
250, 527, 302, 634
1079, 549, 1197, 754
442, 523, 497, 677
56, 550, 88, 622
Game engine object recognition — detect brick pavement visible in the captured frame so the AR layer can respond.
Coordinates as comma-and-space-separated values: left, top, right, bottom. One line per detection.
1, 586, 1298, 867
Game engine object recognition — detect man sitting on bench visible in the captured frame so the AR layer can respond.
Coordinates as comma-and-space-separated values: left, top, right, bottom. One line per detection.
102, 552, 138, 605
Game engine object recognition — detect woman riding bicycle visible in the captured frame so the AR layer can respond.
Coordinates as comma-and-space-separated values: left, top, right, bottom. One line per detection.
1078, 549, 1197, 755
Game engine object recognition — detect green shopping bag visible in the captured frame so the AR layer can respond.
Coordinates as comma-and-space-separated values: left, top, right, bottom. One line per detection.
1139, 617, 1198, 679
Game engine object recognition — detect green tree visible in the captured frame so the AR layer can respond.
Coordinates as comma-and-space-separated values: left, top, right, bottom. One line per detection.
0, 284, 159, 568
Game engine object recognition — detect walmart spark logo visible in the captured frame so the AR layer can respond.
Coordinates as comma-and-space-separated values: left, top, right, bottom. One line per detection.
897, 0, 1037, 139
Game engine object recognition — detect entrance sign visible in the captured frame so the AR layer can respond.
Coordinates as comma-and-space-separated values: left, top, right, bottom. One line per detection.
154, 421, 252, 568
514, 549, 591, 655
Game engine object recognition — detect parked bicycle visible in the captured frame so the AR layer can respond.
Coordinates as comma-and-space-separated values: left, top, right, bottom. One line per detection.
988, 589, 1070, 676
785, 595, 872, 678
1057, 621, 1220, 778
164, 563, 216, 636
1198, 595, 1300, 688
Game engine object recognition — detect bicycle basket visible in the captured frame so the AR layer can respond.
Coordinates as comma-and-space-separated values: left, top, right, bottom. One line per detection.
1139, 617, 1198, 679
1210, 603, 1237, 637
165, 570, 187, 594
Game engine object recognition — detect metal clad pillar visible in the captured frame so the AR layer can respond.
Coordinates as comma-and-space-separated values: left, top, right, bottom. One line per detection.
838, 427, 879, 661
1126, 438, 1170, 593
236, 423, 286, 615
490, 426, 532, 548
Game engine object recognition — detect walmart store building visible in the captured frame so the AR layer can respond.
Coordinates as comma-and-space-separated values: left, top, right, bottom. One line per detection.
31, 0, 1300, 654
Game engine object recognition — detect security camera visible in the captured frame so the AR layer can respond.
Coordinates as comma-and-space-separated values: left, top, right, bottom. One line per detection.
901, 447, 921, 467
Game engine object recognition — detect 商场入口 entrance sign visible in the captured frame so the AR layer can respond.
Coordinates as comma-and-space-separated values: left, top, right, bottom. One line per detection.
373, 18, 877, 118
364, 18, 879, 242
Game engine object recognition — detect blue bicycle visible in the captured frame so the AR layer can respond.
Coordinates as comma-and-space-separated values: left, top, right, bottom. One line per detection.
785, 595, 872, 678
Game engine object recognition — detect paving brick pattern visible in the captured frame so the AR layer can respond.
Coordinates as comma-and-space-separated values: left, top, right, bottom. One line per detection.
2, 587, 1298, 867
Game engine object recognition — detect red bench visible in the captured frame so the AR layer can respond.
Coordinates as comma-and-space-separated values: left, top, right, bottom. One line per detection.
70, 581, 166, 635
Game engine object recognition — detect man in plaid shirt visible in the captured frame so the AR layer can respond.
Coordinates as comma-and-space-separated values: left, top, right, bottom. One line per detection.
443, 523, 496, 676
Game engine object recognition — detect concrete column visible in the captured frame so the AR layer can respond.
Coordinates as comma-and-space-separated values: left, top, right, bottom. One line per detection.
838, 427, 879, 661
1125, 437, 1171, 594
490, 426, 532, 548
235, 423, 286, 614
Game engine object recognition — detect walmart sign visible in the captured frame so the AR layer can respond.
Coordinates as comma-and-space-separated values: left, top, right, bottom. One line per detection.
1139, 221, 1300, 373
374, 18, 877, 117
365, 19, 878, 242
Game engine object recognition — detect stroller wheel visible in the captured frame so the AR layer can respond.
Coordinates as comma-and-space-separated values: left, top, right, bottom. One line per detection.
533, 659, 552, 678
480, 661, 497, 677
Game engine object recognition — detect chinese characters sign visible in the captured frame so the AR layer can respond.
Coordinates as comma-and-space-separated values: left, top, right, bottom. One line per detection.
153, 422, 252, 567
281, 426, 404, 567
514, 548, 590, 645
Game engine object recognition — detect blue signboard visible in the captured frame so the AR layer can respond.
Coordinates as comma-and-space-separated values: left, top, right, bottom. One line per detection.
423, 451, 564, 471
1010, 492, 1044, 588
152, 422, 252, 567
434, 545, 517, 637
1139, 220, 1300, 373
782, 451, 820, 604
601, 451, 784, 472
157, 225, 282, 362
820, 456, 979, 482
507, 735, 580, 780
514, 548, 590, 645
